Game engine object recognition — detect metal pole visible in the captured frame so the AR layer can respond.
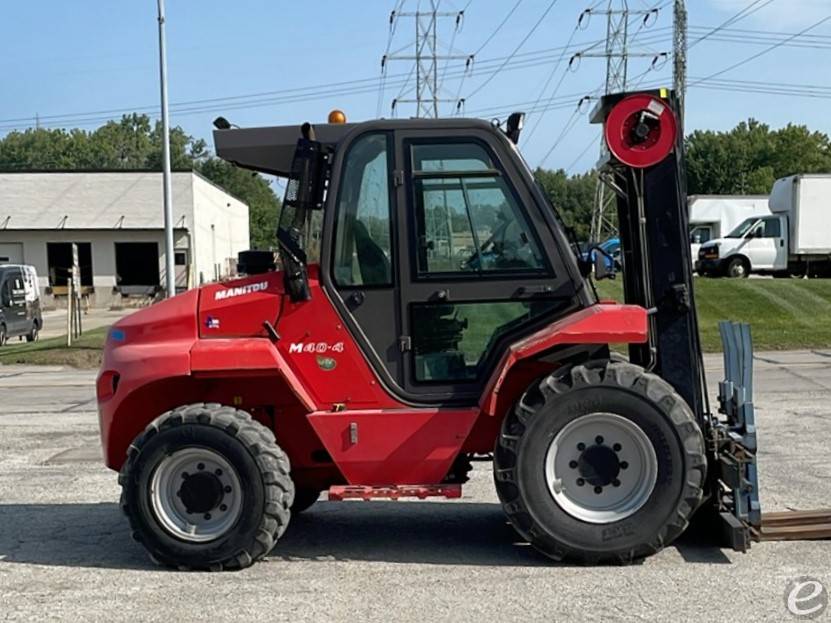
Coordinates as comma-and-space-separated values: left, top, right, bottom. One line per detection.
673, 0, 688, 127
157, 0, 176, 298
66, 279, 72, 348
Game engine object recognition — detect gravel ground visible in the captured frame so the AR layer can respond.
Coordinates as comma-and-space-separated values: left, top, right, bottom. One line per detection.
1, 352, 830, 622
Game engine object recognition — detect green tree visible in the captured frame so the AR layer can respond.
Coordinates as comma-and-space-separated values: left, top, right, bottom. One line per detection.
0, 113, 279, 248
196, 158, 280, 250
686, 119, 831, 195
533, 168, 597, 240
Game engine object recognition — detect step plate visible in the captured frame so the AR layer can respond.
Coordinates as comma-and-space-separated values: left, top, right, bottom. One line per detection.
328, 484, 462, 501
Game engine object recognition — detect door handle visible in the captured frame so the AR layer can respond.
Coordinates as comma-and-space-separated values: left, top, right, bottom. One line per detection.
431, 289, 449, 301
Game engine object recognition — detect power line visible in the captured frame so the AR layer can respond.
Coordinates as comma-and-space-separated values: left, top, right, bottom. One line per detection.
690, 14, 831, 86
688, 0, 774, 49
473, 0, 523, 56
464, 0, 560, 100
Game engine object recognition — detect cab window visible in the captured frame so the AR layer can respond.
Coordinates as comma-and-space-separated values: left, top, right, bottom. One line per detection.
761, 217, 781, 238
410, 141, 546, 277
333, 133, 393, 287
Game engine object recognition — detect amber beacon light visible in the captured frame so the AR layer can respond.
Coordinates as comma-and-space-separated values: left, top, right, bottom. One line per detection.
328, 109, 347, 124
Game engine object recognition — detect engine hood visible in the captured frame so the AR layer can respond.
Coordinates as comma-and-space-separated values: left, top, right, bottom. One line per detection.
197, 271, 285, 338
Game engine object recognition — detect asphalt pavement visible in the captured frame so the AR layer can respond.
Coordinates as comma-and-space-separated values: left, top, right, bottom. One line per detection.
1, 352, 830, 622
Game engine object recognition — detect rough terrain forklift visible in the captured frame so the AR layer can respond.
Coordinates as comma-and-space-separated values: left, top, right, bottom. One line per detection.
99, 89, 791, 570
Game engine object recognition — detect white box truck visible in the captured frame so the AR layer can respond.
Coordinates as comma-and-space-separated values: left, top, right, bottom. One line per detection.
696, 174, 831, 278
688, 195, 770, 259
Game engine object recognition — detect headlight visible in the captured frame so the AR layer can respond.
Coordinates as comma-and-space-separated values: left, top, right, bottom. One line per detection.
699, 246, 719, 260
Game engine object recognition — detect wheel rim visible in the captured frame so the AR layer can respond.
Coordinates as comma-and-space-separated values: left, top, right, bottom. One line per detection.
544, 413, 658, 524
149, 447, 243, 543
730, 262, 746, 278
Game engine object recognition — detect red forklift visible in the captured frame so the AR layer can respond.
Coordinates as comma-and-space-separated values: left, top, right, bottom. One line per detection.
98, 89, 817, 571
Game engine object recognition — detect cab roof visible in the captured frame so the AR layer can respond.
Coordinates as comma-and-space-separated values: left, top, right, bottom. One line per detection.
213, 117, 498, 178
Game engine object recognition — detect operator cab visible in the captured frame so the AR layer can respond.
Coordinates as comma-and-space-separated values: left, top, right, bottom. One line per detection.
216, 115, 594, 403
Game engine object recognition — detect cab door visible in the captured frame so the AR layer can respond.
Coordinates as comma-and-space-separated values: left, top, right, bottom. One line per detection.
323, 132, 403, 391
394, 131, 579, 403
743, 216, 783, 269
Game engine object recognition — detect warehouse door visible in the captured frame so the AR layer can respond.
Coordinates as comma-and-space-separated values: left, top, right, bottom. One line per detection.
115, 242, 160, 295
0, 243, 23, 264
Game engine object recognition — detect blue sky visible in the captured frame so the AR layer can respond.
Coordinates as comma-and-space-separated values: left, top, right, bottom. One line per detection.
1, 0, 829, 174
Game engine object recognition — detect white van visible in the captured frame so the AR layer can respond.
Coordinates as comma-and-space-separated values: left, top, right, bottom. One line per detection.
0, 264, 43, 344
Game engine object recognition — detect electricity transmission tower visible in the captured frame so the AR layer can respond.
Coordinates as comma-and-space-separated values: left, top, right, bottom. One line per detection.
383, 1, 469, 118
585, 1, 660, 244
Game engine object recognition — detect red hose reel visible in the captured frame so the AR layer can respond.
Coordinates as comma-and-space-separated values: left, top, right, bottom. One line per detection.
604, 94, 678, 168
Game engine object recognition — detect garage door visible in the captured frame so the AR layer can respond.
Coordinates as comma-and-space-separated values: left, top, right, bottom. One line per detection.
0, 243, 23, 264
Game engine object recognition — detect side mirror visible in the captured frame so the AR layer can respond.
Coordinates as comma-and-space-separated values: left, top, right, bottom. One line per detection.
594, 251, 616, 281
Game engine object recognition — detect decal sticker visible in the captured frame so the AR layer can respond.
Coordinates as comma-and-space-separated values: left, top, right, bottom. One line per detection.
316, 356, 337, 371
288, 342, 345, 354
214, 281, 269, 301
206, 316, 220, 329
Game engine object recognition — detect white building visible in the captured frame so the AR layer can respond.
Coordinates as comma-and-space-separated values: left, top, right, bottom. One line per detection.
0, 171, 249, 308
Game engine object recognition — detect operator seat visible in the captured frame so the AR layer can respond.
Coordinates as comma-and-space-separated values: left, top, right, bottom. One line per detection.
353, 220, 390, 285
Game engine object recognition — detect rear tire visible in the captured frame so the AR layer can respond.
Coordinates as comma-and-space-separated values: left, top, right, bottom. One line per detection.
25, 321, 39, 343
494, 361, 706, 564
119, 403, 294, 571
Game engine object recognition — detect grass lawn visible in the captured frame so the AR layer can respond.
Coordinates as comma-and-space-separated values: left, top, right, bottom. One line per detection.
0, 326, 108, 369
596, 277, 831, 352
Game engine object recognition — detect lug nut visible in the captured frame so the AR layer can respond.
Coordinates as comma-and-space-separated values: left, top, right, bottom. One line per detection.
620, 461, 629, 470
215, 468, 223, 476
220, 504, 227, 512
576, 478, 585, 487
577, 442, 586, 451
595, 435, 604, 445
613, 479, 621, 487
613, 443, 622, 452
204, 513, 211, 520
594, 486, 603, 494
224, 485, 232, 493
197, 463, 205, 471
569, 460, 578, 469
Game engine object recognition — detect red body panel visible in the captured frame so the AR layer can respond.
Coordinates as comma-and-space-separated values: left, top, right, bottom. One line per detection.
307, 407, 479, 485
480, 303, 648, 417
98, 265, 648, 488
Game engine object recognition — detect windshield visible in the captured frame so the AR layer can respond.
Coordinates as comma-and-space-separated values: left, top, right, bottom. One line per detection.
726, 217, 760, 238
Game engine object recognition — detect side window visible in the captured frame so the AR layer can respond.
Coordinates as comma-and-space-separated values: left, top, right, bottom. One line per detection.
411, 142, 546, 277
762, 217, 781, 238
333, 133, 392, 286
412, 300, 559, 382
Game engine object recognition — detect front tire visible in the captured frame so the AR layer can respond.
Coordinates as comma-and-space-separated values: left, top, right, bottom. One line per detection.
724, 257, 749, 278
494, 361, 706, 564
119, 403, 294, 571
0, 324, 6, 347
